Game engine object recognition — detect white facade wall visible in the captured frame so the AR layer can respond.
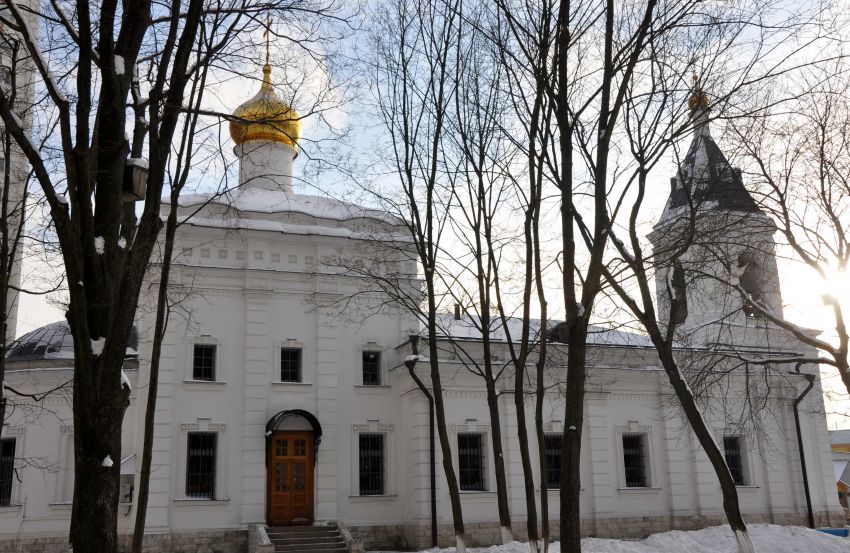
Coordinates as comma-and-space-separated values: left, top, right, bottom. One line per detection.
0, 190, 842, 549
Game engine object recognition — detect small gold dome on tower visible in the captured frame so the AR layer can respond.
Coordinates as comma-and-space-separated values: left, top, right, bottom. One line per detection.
688, 91, 709, 112
229, 65, 300, 149
688, 73, 709, 112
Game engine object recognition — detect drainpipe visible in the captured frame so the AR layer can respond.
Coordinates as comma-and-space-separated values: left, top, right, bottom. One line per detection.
792, 361, 816, 528
403, 335, 437, 547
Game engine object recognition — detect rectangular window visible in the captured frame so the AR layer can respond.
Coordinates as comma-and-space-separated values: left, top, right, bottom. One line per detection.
458, 433, 485, 491
724, 436, 746, 486
358, 433, 385, 496
280, 348, 302, 383
362, 351, 381, 386
544, 434, 562, 489
622, 433, 648, 488
186, 432, 216, 499
0, 438, 14, 506
192, 344, 216, 381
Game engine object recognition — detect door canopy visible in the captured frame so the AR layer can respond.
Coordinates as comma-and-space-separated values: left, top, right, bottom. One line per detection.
265, 409, 322, 465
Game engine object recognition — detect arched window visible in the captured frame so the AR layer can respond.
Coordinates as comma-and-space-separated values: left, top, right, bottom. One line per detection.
667, 259, 688, 326
737, 252, 764, 318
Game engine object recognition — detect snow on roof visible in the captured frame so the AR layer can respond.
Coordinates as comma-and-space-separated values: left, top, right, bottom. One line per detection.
175, 188, 401, 225
428, 313, 654, 347
179, 215, 412, 243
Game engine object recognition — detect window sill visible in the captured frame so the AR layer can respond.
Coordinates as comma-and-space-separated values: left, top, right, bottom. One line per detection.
173, 497, 230, 505
354, 384, 391, 391
349, 494, 398, 501
0, 504, 22, 514
271, 381, 312, 389
459, 490, 496, 495
617, 487, 662, 494
735, 485, 760, 491
183, 380, 226, 388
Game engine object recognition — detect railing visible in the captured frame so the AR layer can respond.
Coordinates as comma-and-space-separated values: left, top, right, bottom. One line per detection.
249, 524, 275, 553
337, 521, 364, 553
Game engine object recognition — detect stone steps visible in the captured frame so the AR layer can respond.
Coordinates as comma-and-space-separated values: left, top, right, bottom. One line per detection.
267, 524, 349, 553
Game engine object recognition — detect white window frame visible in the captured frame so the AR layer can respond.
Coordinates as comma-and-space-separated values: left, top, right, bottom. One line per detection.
451, 421, 493, 493
351, 421, 395, 497
542, 432, 563, 490
0, 426, 24, 508
615, 422, 657, 490
186, 336, 223, 384
53, 426, 74, 504
722, 434, 754, 487
275, 339, 310, 385
358, 345, 387, 387
175, 419, 228, 502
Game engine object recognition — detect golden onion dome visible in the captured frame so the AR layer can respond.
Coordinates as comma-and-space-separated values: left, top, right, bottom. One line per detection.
229, 65, 300, 149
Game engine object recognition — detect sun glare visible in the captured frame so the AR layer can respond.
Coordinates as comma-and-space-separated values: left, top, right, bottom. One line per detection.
783, 261, 850, 428
781, 260, 850, 336
819, 264, 850, 314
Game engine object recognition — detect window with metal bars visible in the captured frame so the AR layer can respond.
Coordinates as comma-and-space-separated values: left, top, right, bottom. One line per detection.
192, 344, 216, 381
723, 436, 746, 486
544, 434, 562, 489
186, 432, 216, 499
458, 433, 486, 491
0, 438, 15, 506
362, 351, 381, 386
622, 433, 648, 488
280, 348, 302, 383
358, 433, 384, 496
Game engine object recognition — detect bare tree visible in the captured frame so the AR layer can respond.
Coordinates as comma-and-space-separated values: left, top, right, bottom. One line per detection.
596, 3, 843, 550
372, 0, 469, 548
442, 14, 520, 542
0, 2, 347, 552
726, 61, 850, 405
495, 1, 667, 550
0, 17, 64, 434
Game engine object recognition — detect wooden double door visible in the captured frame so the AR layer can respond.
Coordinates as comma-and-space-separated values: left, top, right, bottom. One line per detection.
267, 431, 314, 526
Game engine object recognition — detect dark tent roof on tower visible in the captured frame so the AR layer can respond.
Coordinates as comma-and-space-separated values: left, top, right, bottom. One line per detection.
660, 85, 761, 221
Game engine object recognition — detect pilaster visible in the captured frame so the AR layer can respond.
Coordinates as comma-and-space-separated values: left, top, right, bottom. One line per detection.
241, 291, 272, 524
315, 316, 339, 520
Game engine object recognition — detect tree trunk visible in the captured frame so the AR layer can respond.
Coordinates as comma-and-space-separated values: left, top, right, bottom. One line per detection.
535, 262, 549, 549
70, 339, 132, 553
656, 347, 753, 553
536, 373, 548, 550
513, 351, 540, 553
131, 208, 178, 553
427, 296, 466, 551
479, 306, 512, 542
560, 326, 586, 553
485, 378, 513, 543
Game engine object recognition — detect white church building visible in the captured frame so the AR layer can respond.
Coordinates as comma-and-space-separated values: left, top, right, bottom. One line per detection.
0, 64, 843, 552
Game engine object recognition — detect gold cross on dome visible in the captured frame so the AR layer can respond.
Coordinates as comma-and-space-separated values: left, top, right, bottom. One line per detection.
263, 16, 271, 65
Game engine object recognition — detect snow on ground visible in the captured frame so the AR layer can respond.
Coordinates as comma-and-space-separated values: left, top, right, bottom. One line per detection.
372, 525, 850, 553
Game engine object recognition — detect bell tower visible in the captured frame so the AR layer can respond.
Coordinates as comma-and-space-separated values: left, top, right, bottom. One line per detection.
648, 79, 783, 346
